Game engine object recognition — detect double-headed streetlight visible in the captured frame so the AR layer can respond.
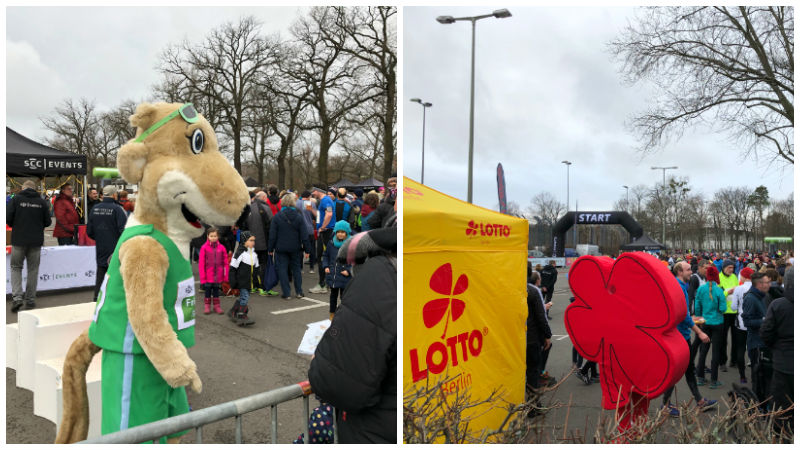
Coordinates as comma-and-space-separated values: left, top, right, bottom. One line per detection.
410, 98, 432, 184
437, 8, 512, 203
651, 166, 678, 245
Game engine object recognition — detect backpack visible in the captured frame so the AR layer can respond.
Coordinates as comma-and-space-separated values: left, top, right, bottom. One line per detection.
333, 199, 352, 224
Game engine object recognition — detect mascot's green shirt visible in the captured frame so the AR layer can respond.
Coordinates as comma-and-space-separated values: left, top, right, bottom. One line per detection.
89, 224, 196, 354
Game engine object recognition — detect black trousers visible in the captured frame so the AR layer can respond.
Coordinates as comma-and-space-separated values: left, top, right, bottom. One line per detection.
696, 323, 724, 381
93, 264, 109, 302
526, 341, 542, 393
732, 327, 748, 379
539, 346, 551, 374
721, 313, 737, 365
329, 287, 342, 313
316, 229, 333, 286
663, 337, 702, 405
770, 369, 793, 432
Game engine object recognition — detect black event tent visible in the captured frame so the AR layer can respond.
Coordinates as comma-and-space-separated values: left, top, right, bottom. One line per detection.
620, 234, 666, 252
6, 127, 87, 177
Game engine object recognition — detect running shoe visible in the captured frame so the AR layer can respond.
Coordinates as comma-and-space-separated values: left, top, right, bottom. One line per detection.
663, 403, 680, 417
697, 378, 707, 386
696, 398, 718, 412
709, 380, 724, 389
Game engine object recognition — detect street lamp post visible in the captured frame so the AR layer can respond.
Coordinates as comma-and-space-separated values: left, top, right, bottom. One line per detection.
437, 8, 512, 203
410, 98, 432, 184
622, 185, 629, 212
562, 160, 572, 247
651, 166, 678, 246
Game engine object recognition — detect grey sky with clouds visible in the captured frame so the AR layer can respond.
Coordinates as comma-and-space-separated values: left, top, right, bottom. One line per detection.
402, 6, 794, 213
7, 6, 305, 142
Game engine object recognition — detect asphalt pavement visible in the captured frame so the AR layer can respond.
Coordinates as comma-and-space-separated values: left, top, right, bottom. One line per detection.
6, 247, 334, 444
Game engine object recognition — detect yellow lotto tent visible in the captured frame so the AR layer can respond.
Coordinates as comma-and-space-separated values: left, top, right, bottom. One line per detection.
403, 177, 528, 441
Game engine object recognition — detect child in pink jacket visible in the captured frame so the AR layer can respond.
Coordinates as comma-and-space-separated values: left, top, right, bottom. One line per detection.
199, 227, 229, 314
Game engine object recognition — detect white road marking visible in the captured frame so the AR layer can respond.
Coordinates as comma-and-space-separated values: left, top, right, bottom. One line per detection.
271, 297, 329, 315
553, 334, 571, 340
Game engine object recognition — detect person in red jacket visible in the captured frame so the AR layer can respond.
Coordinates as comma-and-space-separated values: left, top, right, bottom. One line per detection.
53, 183, 80, 245
199, 227, 229, 314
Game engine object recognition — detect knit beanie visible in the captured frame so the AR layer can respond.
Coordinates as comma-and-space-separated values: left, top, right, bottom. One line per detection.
705, 265, 720, 284
333, 220, 352, 235
739, 267, 755, 282
722, 259, 735, 270
240, 231, 253, 243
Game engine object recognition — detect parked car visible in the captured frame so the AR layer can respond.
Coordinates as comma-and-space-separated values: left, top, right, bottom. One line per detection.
528, 249, 545, 259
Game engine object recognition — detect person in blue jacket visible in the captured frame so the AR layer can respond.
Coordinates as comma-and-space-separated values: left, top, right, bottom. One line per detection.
323, 220, 353, 320
86, 185, 127, 302
741, 271, 771, 402
268, 193, 312, 300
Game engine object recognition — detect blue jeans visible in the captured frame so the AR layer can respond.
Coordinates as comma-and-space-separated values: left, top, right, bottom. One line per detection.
238, 288, 250, 307
276, 251, 303, 297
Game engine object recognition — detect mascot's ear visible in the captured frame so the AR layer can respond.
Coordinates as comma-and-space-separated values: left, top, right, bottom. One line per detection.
117, 141, 149, 184
129, 102, 160, 130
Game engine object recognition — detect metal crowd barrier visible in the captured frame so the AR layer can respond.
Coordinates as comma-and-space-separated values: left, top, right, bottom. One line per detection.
77, 380, 336, 444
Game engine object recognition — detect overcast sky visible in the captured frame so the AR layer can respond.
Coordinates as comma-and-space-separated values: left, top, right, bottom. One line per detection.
402, 6, 795, 213
7, 6, 305, 142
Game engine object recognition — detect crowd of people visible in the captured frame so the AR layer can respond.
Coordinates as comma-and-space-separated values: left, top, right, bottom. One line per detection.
7, 175, 398, 444
525, 250, 793, 432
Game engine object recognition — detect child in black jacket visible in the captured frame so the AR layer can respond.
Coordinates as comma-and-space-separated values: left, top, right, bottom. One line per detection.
228, 231, 261, 326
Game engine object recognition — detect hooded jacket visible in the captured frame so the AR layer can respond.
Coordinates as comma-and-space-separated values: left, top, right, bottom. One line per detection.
760, 268, 793, 374
199, 240, 229, 284
323, 221, 353, 289
308, 253, 396, 444
6, 188, 52, 246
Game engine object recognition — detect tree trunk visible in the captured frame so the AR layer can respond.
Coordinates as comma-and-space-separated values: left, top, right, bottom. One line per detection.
288, 145, 294, 190
318, 123, 331, 187
381, 73, 396, 182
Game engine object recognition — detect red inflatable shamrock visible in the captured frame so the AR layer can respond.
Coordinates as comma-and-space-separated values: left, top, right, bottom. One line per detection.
564, 253, 688, 416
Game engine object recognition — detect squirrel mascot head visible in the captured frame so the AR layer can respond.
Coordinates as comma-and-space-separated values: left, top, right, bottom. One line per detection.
118, 102, 249, 239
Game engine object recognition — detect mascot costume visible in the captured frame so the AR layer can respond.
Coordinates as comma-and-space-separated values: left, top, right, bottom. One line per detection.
55, 102, 249, 443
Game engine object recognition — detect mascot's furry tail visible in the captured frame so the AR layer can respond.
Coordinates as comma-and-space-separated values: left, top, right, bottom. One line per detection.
54, 329, 101, 444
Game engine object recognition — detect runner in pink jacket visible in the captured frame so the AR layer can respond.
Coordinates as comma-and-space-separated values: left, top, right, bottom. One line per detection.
199, 227, 229, 314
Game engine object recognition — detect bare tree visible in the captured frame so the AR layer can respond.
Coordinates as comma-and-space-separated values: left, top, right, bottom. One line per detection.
329, 6, 397, 182
159, 16, 278, 172
264, 42, 312, 189
611, 7, 794, 164
290, 7, 380, 186
41, 98, 98, 156
526, 192, 566, 227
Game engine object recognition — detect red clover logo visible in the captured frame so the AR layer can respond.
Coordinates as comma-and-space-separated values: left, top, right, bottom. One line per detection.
423, 263, 468, 339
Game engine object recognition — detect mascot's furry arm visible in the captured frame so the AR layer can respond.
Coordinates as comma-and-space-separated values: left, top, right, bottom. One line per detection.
55, 102, 249, 443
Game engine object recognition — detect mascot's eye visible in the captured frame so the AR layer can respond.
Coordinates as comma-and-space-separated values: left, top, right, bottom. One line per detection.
189, 129, 204, 154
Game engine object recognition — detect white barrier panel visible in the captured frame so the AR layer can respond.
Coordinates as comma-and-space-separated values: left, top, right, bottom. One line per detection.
6, 245, 96, 294
15, 303, 97, 391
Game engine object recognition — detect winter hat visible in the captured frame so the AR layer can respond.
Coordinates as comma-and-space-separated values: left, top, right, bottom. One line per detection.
705, 265, 720, 284
333, 220, 352, 235
355, 188, 364, 197
722, 259, 735, 270
337, 226, 396, 266
739, 267, 755, 282
747, 263, 758, 270
240, 231, 253, 243
103, 185, 118, 196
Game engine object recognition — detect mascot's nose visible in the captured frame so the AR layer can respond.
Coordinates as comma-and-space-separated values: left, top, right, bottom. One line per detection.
235, 204, 251, 229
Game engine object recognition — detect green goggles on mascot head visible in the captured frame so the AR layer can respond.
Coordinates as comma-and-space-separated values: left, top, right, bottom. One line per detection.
133, 103, 199, 142
134, 103, 205, 154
